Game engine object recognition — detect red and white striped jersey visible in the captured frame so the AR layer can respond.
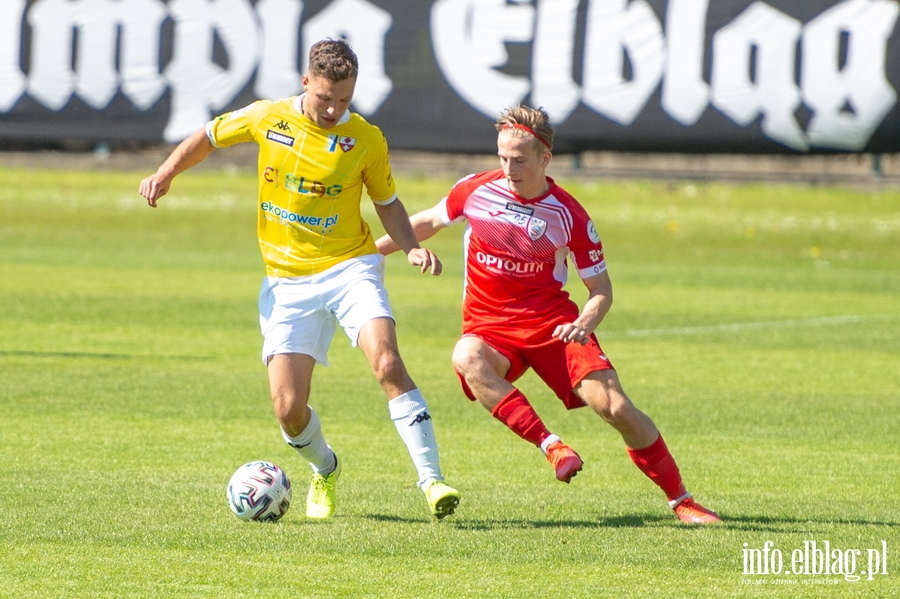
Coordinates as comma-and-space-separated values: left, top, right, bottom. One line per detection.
438, 169, 607, 332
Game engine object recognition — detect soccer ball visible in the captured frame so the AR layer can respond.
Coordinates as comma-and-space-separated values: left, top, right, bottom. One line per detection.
227, 461, 292, 522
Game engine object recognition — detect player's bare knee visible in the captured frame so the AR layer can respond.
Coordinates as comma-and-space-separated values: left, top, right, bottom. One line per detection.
272, 396, 310, 435
369, 351, 409, 388
609, 403, 652, 440
586, 388, 631, 424
451, 344, 480, 377
605, 400, 630, 425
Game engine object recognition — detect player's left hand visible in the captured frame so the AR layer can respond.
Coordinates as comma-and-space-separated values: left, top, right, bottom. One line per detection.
407, 247, 442, 276
554, 322, 591, 345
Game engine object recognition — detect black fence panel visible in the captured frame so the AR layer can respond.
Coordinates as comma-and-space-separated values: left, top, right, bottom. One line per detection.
1, 0, 899, 154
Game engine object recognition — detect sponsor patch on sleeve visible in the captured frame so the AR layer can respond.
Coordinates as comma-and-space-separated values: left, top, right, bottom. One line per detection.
587, 220, 601, 243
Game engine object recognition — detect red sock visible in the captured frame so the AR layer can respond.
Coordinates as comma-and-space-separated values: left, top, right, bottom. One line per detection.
627, 434, 687, 502
491, 390, 551, 447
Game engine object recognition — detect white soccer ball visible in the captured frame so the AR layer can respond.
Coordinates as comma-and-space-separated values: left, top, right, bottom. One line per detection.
227, 461, 292, 522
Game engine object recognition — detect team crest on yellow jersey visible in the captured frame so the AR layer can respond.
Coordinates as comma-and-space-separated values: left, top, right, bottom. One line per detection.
326, 134, 356, 153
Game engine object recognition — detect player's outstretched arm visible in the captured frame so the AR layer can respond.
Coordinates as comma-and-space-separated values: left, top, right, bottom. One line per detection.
138, 130, 216, 207
553, 270, 614, 345
375, 204, 447, 253
374, 201, 446, 275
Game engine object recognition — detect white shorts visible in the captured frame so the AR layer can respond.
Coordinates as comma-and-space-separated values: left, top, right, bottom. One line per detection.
258, 254, 394, 366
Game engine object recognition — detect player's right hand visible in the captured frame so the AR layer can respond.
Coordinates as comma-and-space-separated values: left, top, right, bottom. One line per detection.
407, 247, 442, 276
553, 322, 591, 345
138, 173, 171, 207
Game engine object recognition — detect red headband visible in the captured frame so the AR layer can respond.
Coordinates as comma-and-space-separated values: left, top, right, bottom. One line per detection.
501, 123, 551, 150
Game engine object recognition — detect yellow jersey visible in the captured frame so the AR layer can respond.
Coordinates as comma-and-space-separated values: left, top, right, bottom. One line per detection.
206, 95, 398, 277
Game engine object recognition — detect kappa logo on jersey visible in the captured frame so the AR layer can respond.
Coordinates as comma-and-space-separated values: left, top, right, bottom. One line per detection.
527, 216, 548, 241
339, 136, 356, 152
273, 120, 291, 132
266, 130, 294, 147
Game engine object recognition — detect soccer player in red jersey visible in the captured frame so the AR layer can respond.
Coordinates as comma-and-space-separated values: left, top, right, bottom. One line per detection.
377, 105, 718, 523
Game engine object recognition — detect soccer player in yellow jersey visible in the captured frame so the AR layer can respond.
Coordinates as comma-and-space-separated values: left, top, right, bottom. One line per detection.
138, 39, 459, 520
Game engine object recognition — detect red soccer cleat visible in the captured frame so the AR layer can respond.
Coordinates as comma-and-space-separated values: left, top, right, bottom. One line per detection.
545, 441, 584, 483
672, 497, 720, 524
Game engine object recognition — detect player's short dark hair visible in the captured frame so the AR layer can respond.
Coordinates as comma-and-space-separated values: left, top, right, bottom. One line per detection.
495, 106, 554, 152
308, 39, 359, 81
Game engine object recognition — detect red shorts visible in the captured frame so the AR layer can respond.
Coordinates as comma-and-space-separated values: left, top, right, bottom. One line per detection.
455, 325, 614, 410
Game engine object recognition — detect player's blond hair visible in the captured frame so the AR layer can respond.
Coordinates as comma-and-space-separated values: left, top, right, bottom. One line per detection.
308, 39, 358, 81
495, 106, 554, 152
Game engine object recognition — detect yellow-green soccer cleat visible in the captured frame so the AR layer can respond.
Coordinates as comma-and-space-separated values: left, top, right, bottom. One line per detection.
306, 456, 341, 519
424, 480, 460, 520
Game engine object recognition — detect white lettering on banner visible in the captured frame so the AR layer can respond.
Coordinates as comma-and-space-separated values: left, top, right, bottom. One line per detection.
2, 0, 898, 152
164, 0, 260, 141
118, 0, 170, 110
0, 0, 28, 111
532, 0, 582, 122
710, 3, 808, 151
431, 0, 534, 117
26, 0, 167, 111
300, 0, 393, 116
581, 0, 666, 126
661, 0, 710, 125
78, 0, 165, 109
803, 0, 899, 150
26, 0, 82, 110
522, 0, 668, 126
2, 0, 392, 142
255, 0, 304, 101
430, 0, 898, 150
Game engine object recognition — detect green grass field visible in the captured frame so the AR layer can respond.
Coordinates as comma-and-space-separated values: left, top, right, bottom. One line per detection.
0, 166, 898, 598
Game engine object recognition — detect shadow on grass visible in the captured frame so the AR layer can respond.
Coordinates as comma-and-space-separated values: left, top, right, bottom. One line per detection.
0, 350, 213, 361
362, 513, 672, 529
360, 513, 900, 531
720, 514, 900, 532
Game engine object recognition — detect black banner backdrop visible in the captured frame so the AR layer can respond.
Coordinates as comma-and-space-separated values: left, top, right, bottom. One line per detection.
1, 0, 899, 154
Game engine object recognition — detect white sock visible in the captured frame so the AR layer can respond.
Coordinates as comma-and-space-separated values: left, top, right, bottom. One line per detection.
540, 434, 562, 455
281, 406, 336, 475
388, 389, 443, 489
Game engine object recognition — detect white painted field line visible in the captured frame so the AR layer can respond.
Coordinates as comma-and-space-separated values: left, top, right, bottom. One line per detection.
603, 315, 896, 339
